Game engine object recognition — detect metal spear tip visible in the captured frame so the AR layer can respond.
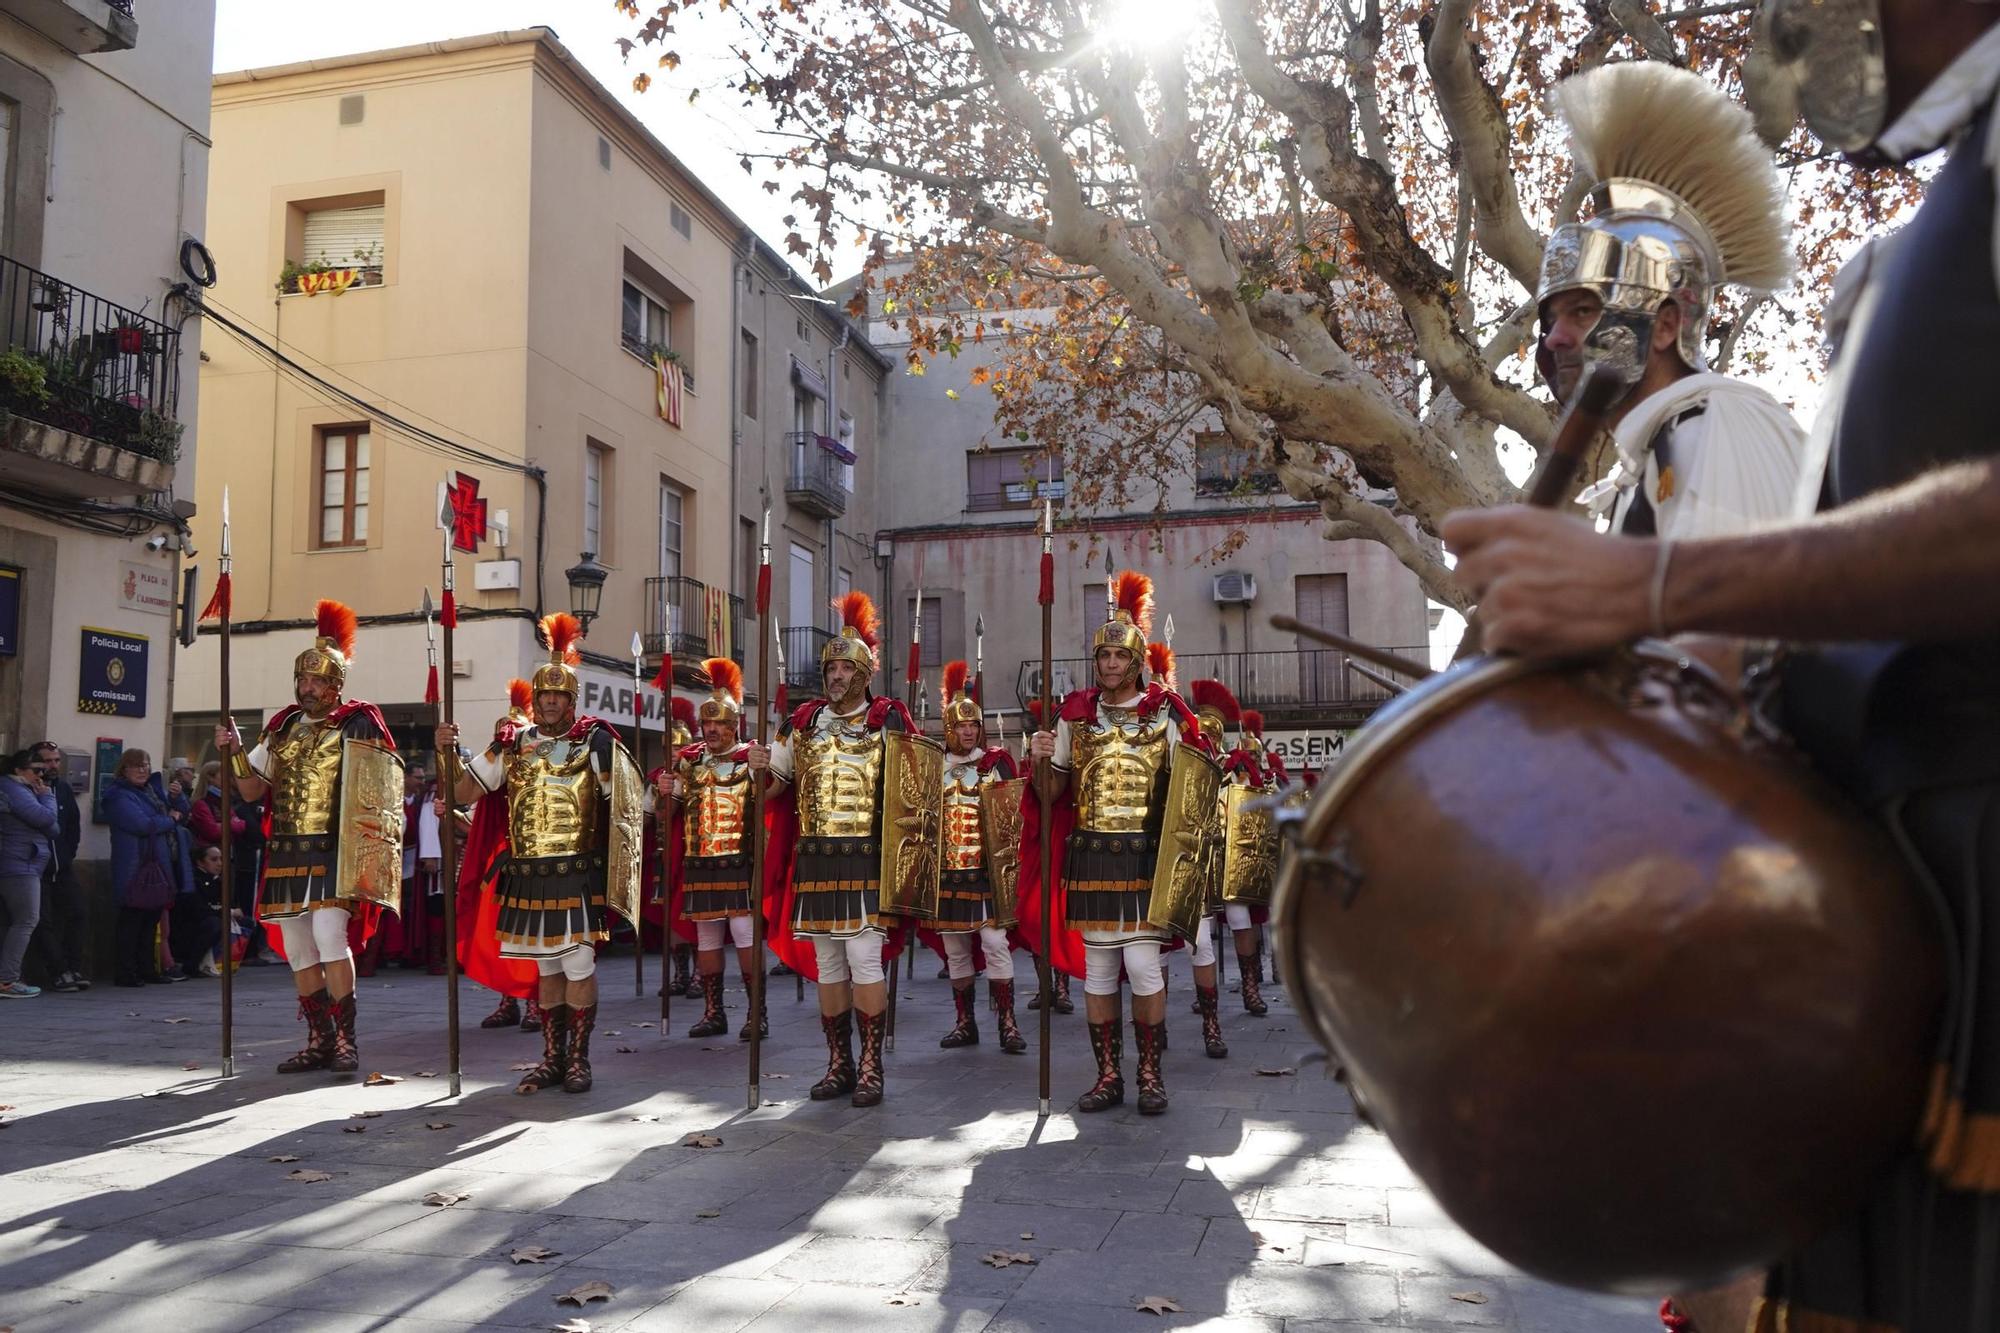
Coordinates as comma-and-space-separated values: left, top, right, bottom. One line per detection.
631, 630, 644, 658
1164, 614, 1175, 647
974, 614, 985, 638
421, 589, 434, 618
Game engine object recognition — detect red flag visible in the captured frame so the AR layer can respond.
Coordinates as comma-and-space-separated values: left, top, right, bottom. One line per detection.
441, 588, 458, 629
650, 652, 673, 692
199, 571, 231, 622
1038, 551, 1054, 606
755, 562, 772, 616
424, 664, 440, 706
775, 682, 789, 715
906, 641, 921, 685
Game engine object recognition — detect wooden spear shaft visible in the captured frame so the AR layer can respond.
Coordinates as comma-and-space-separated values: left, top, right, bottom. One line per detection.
215, 491, 235, 1079
747, 513, 773, 1110
1036, 503, 1056, 1118
438, 553, 463, 1098
631, 637, 646, 1000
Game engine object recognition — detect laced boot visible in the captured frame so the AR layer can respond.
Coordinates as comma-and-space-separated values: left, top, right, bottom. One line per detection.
328, 993, 360, 1073
480, 995, 521, 1029
1238, 953, 1269, 1016
521, 998, 544, 1032
672, 948, 694, 996
1196, 984, 1228, 1058
275, 989, 336, 1074
738, 969, 767, 1041
1077, 1020, 1124, 1111
809, 1011, 856, 1100
563, 1004, 598, 1093
939, 981, 979, 1048
515, 1002, 569, 1094
1134, 1020, 1169, 1115
1053, 972, 1074, 1013
992, 979, 1027, 1055
687, 973, 729, 1038
852, 1009, 887, 1107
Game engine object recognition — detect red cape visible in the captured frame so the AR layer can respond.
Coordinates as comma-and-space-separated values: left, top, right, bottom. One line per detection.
1012, 687, 1209, 977
256, 700, 394, 956
760, 696, 917, 982
454, 715, 628, 995
918, 746, 1020, 970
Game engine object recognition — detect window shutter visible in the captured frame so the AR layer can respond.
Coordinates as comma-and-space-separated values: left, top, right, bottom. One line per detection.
302, 204, 386, 266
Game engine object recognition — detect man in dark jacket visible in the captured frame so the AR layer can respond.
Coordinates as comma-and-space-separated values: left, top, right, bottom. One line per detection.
24, 742, 86, 991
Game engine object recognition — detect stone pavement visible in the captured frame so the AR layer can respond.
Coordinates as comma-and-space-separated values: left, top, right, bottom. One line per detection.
0, 953, 1656, 1332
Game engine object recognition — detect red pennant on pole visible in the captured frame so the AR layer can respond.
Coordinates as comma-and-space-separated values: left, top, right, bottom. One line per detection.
1038, 551, 1054, 606
905, 641, 921, 685
199, 571, 232, 622
775, 682, 789, 715
441, 588, 458, 629
424, 664, 440, 706
650, 652, 673, 693
755, 563, 772, 617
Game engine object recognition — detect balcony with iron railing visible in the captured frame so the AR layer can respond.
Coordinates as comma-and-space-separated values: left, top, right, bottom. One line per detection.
779, 626, 835, 693
0, 254, 182, 500
1013, 646, 1432, 726
785, 432, 849, 519
3, 0, 137, 53
642, 575, 744, 666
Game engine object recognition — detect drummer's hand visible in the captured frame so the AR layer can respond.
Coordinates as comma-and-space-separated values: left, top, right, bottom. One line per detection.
745, 743, 771, 773
433, 723, 459, 754
1442, 506, 1654, 658
1028, 730, 1056, 762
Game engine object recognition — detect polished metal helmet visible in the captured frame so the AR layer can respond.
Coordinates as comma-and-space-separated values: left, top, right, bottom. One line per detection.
1536, 63, 1793, 397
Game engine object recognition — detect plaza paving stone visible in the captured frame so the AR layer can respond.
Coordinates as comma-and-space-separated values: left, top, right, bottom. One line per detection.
0, 956, 1656, 1330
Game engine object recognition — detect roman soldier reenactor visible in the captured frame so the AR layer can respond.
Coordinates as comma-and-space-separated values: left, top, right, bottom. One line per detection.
1221, 710, 1278, 1016
439, 613, 646, 1096
1020, 696, 1072, 1016
921, 660, 1027, 1055
656, 658, 764, 1040
1185, 678, 1241, 1058
215, 600, 401, 1076
462, 679, 543, 1032
1023, 571, 1211, 1115
749, 592, 918, 1108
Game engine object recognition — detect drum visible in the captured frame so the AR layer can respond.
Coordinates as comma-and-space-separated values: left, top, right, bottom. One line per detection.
1272, 645, 1944, 1292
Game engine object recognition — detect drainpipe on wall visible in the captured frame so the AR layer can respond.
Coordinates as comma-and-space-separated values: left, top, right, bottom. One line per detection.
826, 324, 849, 642
729, 231, 752, 607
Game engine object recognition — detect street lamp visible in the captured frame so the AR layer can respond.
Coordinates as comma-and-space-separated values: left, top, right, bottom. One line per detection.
565, 551, 608, 634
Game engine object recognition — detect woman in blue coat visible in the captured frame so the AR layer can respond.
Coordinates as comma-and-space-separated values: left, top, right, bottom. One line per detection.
0, 748, 59, 998
102, 749, 192, 987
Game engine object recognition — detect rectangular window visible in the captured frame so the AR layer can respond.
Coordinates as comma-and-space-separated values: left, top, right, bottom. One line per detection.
967, 448, 1065, 512
315, 425, 371, 548
293, 199, 386, 291
788, 542, 816, 631
1194, 430, 1280, 496
792, 389, 816, 439
741, 331, 759, 419
622, 279, 669, 360
584, 443, 606, 557
659, 480, 684, 579
909, 594, 943, 670
670, 201, 692, 239
838, 412, 856, 492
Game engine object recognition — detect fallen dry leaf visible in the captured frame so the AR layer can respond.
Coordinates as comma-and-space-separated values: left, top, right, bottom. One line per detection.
350, 1111, 382, 1119
555, 1279, 615, 1307
699, 1045, 726, 1051
1135, 1295, 1182, 1316
765, 1073, 789, 1080
885, 1294, 921, 1307
288, 1169, 335, 1183
342, 1125, 367, 1134
268, 1154, 300, 1163
181, 1062, 201, 1071
426, 1122, 454, 1131
1019, 1232, 1035, 1240
629, 1114, 660, 1123
1255, 1067, 1296, 1077
163, 1017, 190, 1024
509, 1245, 560, 1264
423, 1191, 472, 1208
694, 1208, 720, 1219
980, 1251, 1036, 1268
412, 1070, 438, 1078
363, 1072, 404, 1086
604, 1029, 622, 1036
615, 1045, 637, 1054
632, 1021, 654, 1029
1450, 1291, 1489, 1305
554, 1320, 593, 1333
0, 1105, 12, 1111
681, 1133, 724, 1149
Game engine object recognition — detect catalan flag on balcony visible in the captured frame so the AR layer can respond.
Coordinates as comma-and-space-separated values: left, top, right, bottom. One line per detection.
704, 585, 731, 661
653, 352, 684, 428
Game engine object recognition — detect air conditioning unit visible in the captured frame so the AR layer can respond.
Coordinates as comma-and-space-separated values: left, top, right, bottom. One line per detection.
1212, 572, 1258, 604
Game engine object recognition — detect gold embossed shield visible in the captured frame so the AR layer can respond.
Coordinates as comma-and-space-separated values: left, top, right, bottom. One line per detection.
336, 737, 405, 909
605, 737, 646, 926
1220, 784, 1279, 906
1149, 744, 1223, 939
878, 730, 944, 918
981, 776, 1028, 929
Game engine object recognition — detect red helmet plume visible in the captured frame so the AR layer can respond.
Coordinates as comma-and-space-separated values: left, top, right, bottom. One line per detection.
834, 591, 880, 649
942, 660, 970, 700
1147, 642, 1176, 689
702, 657, 744, 705
507, 678, 533, 713
1242, 709, 1266, 738
539, 613, 584, 665
670, 695, 698, 730
1188, 679, 1240, 723
1112, 571, 1154, 639
315, 599, 358, 660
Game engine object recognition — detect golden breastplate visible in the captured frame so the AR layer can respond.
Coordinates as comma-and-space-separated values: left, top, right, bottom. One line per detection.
685, 754, 750, 858
505, 734, 600, 858
942, 758, 990, 871
1072, 707, 1170, 833
269, 718, 344, 836
795, 715, 882, 839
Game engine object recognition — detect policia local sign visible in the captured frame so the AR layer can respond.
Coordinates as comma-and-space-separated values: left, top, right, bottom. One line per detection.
78, 626, 148, 717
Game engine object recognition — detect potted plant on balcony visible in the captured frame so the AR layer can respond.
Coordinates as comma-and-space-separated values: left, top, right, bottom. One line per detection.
129, 409, 184, 464
0, 348, 49, 409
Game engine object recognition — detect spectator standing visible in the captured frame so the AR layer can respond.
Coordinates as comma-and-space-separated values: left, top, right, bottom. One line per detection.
0, 749, 58, 998
102, 750, 193, 986
174, 844, 226, 978
23, 742, 86, 991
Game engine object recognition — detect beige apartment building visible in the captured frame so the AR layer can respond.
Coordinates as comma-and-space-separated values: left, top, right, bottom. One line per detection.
176, 29, 885, 768
0, 0, 211, 864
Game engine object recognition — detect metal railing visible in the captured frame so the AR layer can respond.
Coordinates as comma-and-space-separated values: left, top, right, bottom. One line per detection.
643, 576, 744, 664
785, 432, 848, 518
0, 254, 181, 462
780, 625, 835, 692
1012, 646, 1432, 715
